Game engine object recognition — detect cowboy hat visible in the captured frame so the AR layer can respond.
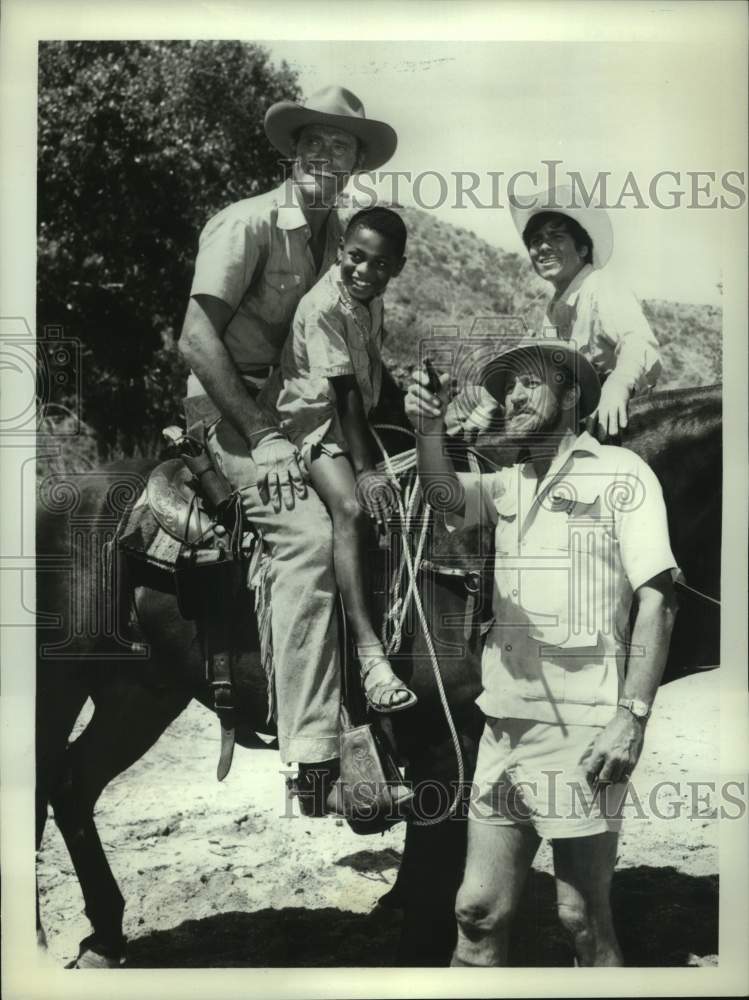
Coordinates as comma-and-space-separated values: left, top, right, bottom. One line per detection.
481, 337, 601, 419
264, 85, 397, 172
510, 184, 614, 269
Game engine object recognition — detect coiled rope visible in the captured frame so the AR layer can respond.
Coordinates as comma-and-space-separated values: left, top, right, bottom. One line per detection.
371, 424, 465, 824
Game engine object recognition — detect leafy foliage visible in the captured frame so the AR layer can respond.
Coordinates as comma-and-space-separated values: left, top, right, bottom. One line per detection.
38, 41, 300, 456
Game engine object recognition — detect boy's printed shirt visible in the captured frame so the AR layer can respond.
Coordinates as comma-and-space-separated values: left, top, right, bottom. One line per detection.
266, 263, 386, 454
539, 263, 662, 394
445, 431, 679, 727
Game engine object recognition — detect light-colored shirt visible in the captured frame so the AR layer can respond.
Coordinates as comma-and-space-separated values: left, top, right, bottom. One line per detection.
541, 263, 661, 393
447, 431, 679, 726
187, 179, 342, 395
266, 264, 385, 456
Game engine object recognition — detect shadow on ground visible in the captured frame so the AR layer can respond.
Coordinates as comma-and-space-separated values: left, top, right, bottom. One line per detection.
125, 866, 717, 968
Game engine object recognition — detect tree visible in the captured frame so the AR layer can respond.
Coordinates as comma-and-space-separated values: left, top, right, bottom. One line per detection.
38, 41, 300, 456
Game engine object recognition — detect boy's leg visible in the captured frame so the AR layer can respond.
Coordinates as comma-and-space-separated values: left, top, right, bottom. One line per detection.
308, 453, 380, 648
452, 819, 540, 966
552, 832, 622, 966
309, 452, 413, 709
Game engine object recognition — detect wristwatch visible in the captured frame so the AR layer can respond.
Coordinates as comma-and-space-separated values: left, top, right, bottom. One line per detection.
617, 697, 651, 721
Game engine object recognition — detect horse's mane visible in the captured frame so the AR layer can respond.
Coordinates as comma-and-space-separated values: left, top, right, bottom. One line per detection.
625, 383, 722, 464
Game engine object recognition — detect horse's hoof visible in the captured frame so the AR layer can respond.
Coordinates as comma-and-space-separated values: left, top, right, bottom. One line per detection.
66, 935, 126, 969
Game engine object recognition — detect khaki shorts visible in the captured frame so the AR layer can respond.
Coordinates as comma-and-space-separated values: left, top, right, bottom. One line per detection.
469, 717, 629, 838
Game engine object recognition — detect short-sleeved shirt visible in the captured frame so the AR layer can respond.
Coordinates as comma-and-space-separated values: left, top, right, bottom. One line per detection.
268, 263, 385, 456
447, 431, 679, 726
541, 264, 661, 394
187, 179, 342, 396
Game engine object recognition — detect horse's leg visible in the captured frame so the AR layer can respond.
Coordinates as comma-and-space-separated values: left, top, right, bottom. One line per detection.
36, 664, 91, 948
394, 736, 477, 967
395, 814, 467, 966
48, 673, 190, 966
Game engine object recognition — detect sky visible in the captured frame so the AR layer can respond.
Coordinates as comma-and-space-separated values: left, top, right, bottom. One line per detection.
266, 39, 744, 306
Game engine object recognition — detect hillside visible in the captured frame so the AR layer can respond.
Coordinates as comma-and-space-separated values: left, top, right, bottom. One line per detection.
375, 206, 722, 390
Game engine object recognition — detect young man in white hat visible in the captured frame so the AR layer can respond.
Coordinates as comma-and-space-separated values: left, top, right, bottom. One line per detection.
511, 186, 662, 439
405, 342, 678, 966
178, 86, 399, 812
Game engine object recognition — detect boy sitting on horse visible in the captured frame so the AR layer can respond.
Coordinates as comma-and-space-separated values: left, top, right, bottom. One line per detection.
264, 205, 417, 714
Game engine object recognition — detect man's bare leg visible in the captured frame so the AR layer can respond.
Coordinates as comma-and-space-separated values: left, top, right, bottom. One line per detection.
552, 831, 623, 966
451, 819, 541, 966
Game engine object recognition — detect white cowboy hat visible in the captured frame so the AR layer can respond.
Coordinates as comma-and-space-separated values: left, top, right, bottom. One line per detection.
510, 184, 614, 269
481, 337, 601, 419
264, 85, 397, 172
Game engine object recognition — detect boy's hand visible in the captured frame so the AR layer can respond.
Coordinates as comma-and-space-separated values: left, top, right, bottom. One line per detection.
590, 376, 631, 440
356, 469, 397, 527
405, 368, 451, 435
250, 432, 308, 511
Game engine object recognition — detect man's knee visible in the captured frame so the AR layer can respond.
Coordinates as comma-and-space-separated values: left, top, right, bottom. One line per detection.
279, 498, 334, 562
557, 898, 590, 942
455, 884, 513, 941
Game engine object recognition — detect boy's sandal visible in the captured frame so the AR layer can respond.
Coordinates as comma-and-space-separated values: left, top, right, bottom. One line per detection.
360, 656, 418, 714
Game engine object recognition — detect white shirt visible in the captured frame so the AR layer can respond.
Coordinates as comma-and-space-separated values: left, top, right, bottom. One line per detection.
448, 431, 679, 726
542, 264, 661, 394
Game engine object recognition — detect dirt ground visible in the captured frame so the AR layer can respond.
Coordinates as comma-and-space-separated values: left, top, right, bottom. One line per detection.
37, 670, 720, 968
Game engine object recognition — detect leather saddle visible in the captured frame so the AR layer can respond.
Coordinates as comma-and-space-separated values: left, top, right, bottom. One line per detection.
117, 446, 252, 783
146, 458, 225, 549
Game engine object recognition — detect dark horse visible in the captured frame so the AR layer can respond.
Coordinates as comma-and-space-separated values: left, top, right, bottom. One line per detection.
35, 383, 721, 967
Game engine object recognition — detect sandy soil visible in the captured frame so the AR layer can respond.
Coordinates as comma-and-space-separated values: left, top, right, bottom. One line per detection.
37, 670, 720, 968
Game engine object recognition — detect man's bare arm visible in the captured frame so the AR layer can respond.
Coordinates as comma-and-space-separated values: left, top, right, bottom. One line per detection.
405, 369, 465, 513
586, 571, 678, 784
179, 295, 277, 446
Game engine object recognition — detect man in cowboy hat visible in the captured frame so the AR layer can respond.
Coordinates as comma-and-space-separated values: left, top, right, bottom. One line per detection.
405, 339, 678, 966
510, 185, 662, 439
178, 85, 397, 811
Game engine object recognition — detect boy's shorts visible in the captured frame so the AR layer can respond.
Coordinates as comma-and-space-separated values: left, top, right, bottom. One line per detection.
469, 717, 629, 838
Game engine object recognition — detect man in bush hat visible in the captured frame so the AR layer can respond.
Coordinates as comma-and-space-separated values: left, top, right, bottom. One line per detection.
511, 185, 662, 439
178, 86, 397, 812
405, 338, 678, 966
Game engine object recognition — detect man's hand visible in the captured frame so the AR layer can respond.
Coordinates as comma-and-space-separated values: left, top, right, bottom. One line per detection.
250, 432, 308, 512
356, 469, 397, 527
405, 368, 451, 434
589, 376, 632, 440
585, 710, 645, 786
444, 384, 501, 441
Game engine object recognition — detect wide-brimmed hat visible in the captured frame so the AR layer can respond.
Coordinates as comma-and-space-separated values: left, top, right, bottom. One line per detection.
510, 184, 613, 269
481, 338, 601, 419
264, 85, 397, 172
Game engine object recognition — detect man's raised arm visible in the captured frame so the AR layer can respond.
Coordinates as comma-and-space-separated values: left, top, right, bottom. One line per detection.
405, 368, 466, 514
